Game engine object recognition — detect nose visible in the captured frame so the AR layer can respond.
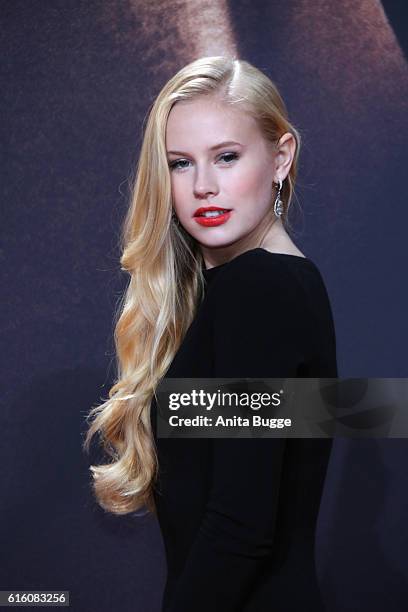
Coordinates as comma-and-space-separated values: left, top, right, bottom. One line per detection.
193, 164, 219, 199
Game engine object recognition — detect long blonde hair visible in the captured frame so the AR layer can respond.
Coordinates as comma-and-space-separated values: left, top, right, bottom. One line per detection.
83, 56, 302, 515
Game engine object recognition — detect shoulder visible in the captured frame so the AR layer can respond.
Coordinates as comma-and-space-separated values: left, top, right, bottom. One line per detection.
205, 249, 331, 332
210, 248, 317, 300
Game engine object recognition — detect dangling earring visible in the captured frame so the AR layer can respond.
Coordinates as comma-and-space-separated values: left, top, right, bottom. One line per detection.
273, 179, 284, 218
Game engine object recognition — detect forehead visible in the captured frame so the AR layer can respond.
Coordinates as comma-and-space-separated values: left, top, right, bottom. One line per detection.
165, 96, 260, 149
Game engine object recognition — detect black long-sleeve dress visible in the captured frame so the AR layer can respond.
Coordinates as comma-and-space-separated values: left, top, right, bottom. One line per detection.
150, 247, 338, 611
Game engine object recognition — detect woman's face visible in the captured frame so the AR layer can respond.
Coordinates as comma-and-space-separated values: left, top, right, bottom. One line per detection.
165, 96, 283, 266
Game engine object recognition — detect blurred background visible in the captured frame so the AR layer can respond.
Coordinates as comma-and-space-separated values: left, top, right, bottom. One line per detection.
2, 1, 408, 610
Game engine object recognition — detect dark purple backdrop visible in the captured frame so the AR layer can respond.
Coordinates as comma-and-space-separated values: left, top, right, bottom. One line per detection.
2, 1, 408, 610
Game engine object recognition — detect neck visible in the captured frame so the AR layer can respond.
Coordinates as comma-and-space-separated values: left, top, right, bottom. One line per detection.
201, 213, 286, 270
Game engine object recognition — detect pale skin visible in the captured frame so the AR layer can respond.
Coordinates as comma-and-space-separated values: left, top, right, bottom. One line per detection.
166, 95, 305, 270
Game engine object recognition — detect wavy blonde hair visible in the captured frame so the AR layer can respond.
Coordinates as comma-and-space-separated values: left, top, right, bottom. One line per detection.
83, 56, 302, 515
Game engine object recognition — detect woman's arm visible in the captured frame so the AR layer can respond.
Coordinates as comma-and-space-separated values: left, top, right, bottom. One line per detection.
166, 437, 286, 610
166, 257, 307, 611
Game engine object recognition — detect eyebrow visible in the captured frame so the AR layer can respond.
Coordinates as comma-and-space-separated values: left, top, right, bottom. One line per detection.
167, 140, 243, 156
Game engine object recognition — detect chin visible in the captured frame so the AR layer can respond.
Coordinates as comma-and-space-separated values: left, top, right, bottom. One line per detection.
197, 235, 242, 249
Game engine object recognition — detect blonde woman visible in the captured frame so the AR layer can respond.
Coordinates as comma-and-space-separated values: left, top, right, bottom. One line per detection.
84, 56, 337, 611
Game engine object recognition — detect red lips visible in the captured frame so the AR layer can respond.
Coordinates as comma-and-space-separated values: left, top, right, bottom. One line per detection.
193, 209, 233, 227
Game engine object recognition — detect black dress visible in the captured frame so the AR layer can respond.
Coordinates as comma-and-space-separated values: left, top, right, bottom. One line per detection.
150, 248, 338, 611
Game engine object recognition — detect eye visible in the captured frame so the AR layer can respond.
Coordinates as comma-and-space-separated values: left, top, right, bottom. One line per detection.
168, 159, 191, 171
218, 152, 239, 164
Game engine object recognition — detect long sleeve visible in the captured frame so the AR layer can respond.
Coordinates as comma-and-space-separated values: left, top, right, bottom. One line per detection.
165, 259, 310, 611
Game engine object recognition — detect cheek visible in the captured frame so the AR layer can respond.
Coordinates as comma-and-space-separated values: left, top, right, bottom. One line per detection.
230, 164, 273, 207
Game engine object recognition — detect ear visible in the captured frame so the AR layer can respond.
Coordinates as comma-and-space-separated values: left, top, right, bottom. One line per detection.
274, 132, 296, 181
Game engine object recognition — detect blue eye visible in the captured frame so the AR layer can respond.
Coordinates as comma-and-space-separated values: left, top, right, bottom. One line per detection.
169, 159, 191, 171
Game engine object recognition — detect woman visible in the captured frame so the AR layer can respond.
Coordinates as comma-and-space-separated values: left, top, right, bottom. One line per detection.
84, 56, 337, 611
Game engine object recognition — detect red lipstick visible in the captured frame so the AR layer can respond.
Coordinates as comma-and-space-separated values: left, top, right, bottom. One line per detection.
193, 206, 233, 227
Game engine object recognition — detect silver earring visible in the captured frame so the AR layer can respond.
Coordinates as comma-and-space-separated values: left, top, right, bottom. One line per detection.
273, 179, 284, 218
